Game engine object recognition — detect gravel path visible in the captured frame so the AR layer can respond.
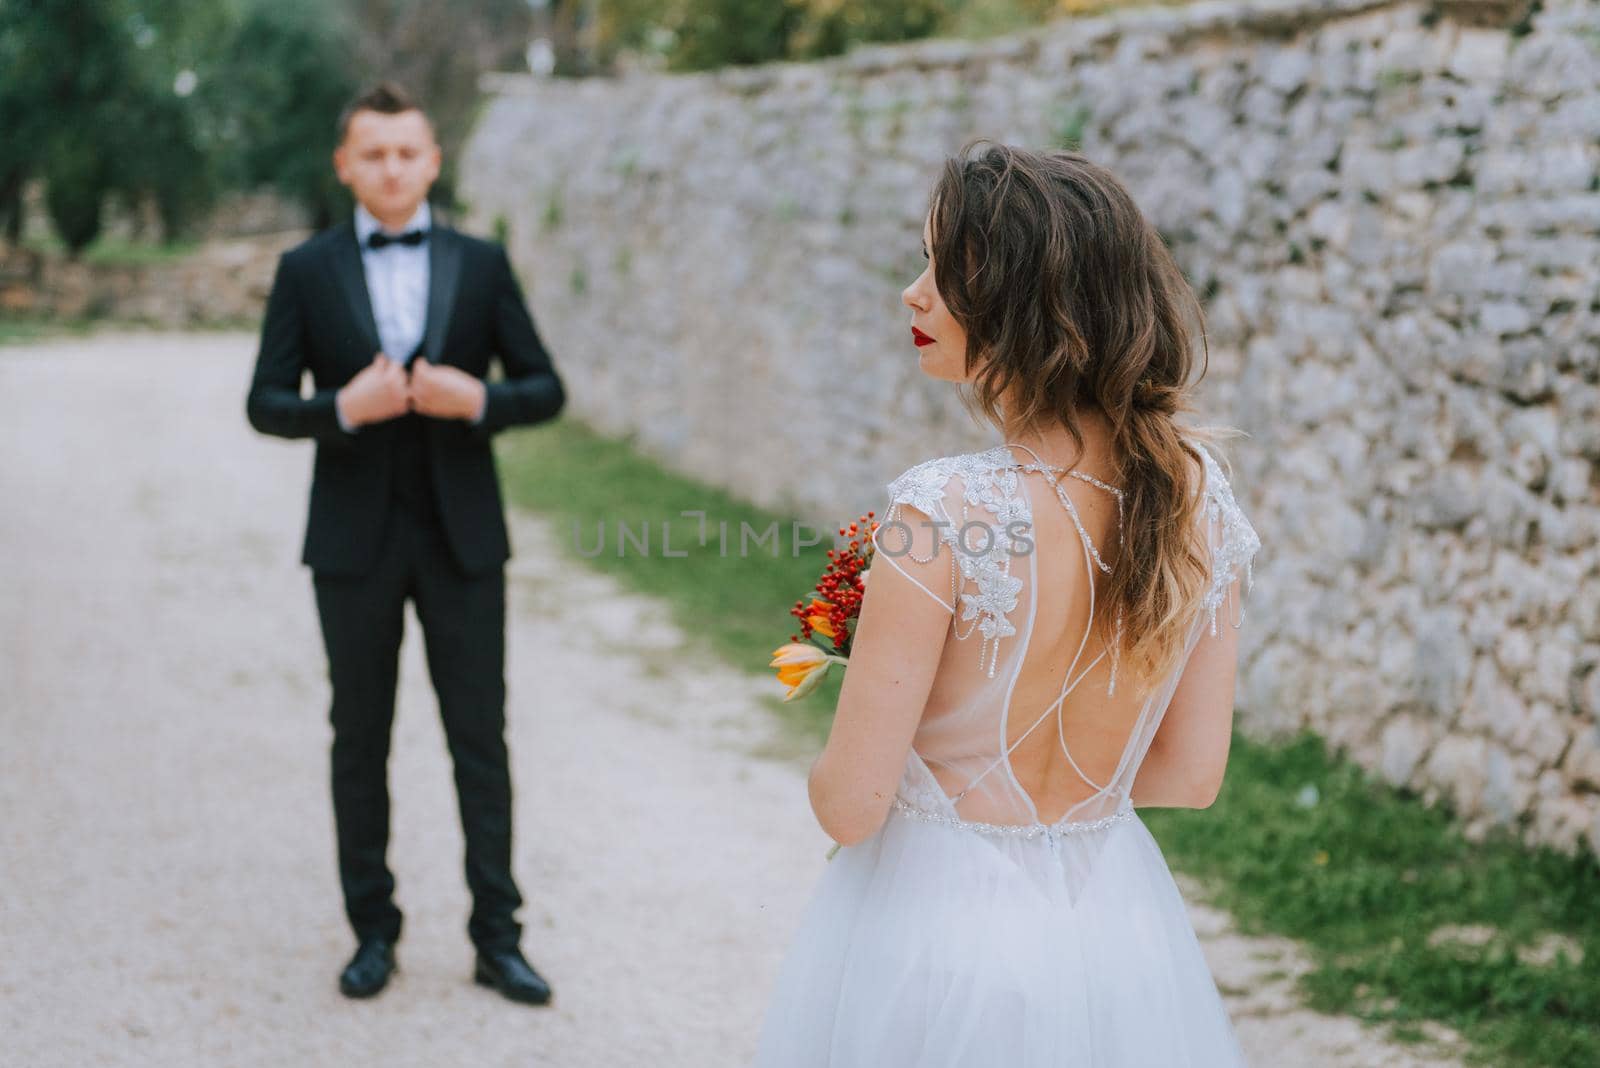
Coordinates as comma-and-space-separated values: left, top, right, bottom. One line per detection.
0, 332, 1464, 1067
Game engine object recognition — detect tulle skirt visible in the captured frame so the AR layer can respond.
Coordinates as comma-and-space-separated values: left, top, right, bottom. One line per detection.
754, 803, 1246, 1067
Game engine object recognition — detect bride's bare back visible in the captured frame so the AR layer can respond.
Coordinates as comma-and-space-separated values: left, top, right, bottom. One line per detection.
871, 437, 1257, 831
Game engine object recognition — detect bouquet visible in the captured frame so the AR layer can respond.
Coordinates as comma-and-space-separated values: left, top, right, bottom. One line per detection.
770, 511, 877, 701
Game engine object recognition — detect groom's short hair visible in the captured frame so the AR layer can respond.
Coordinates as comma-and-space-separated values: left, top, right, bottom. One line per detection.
337, 82, 430, 143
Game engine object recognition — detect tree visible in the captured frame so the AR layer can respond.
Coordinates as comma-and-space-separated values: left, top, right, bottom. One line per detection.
670, 0, 805, 69
199, 0, 360, 229
41, 140, 113, 251
0, 0, 221, 251
0, 0, 47, 242
0, 0, 133, 251
200, 0, 537, 221
795, 0, 949, 59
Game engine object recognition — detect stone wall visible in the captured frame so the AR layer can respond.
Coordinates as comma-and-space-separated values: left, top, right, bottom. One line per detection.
0, 232, 296, 327
459, 0, 1600, 853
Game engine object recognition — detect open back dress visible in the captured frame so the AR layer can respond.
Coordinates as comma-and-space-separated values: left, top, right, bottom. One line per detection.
754, 439, 1261, 1067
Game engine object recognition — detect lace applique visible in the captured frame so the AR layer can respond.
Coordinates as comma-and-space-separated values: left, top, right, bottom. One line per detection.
883, 446, 1033, 678
1196, 447, 1262, 636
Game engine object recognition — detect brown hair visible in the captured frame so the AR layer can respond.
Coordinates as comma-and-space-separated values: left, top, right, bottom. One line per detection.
337, 81, 429, 143
929, 141, 1225, 689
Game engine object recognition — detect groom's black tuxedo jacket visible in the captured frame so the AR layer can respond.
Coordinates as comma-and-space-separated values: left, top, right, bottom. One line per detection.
246, 220, 565, 577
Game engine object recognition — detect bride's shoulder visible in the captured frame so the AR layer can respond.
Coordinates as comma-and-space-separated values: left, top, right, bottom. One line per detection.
884, 445, 1013, 513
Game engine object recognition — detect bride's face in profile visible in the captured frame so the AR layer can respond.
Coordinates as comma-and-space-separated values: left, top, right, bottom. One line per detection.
902, 216, 971, 383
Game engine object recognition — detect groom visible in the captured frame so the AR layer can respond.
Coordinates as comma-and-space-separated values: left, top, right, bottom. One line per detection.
245, 82, 564, 1004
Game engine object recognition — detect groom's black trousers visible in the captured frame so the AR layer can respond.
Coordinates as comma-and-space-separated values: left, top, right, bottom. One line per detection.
310, 427, 523, 952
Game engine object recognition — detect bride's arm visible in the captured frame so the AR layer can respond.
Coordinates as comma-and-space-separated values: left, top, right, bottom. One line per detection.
808, 503, 953, 847
1130, 578, 1244, 810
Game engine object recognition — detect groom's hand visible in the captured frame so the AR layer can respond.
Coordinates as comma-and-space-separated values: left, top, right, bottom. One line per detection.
336, 353, 411, 429
408, 360, 488, 422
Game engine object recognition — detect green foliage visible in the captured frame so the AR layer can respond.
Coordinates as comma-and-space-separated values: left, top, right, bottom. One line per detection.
542, 186, 565, 233
617, 0, 1114, 70
0, 314, 98, 347
496, 418, 845, 737
670, 0, 806, 70
1, 0, 1199, 249
794, 0, 949, 59
1378, 67, 1424, 91
1144, 733, 1600, 1067
41, 139, 113, 252
608, 0, 960, 72
942, 0, 1058, 39
121, 89, 213, 238
199, 0, 359, 228
3, 0, 534, 247
0, 0, 217, 250
1051, 102, 1091, 151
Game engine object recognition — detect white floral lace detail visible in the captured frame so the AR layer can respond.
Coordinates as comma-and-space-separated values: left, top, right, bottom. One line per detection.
1196, 447, 1262, 636
883, 445, 1033, 678
885, 443, 1260, 657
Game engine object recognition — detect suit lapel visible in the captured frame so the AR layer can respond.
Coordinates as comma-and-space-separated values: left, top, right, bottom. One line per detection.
421, 227, 462, 365
328, 222, 381, 355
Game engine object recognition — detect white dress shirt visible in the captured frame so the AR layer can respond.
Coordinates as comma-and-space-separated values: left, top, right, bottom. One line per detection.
337, 201, 485, 432
356, 201, 431, 365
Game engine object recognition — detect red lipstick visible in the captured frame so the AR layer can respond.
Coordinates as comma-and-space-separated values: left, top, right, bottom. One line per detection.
912, 327, 935, 347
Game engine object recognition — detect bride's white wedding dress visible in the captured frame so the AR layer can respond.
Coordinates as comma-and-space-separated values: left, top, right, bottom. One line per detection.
754, 439, 1260, 1067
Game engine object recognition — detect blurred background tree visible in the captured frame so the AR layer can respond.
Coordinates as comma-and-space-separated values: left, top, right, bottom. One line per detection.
198, 0, 360, 231
0, 0, 218, 251
794, 0, 950, 60
0, 0, 1115, 253
667, 0, 806, 70
1, 0, 532, 247
585, 0, 1070, 72
198, 0, 534, 227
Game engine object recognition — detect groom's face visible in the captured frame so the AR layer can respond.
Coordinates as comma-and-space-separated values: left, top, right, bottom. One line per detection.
333, 108, 441, 223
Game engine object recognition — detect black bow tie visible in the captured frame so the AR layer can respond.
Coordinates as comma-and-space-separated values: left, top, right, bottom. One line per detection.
367, 228, 428, 250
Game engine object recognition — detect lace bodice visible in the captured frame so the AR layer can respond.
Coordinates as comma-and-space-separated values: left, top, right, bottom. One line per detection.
871, 439, 1260, 835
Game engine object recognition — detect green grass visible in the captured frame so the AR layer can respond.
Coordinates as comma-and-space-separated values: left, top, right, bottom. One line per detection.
1144, 735, 1600, 1067
497, 417, 846, 740
498, 417, 1600, 1067
0, 313, 97, 346
939, 0, 1197, 40
0, 313, 259, 345
21, 235, 200, 267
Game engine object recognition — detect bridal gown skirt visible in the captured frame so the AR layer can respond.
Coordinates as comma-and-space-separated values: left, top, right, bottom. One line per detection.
754, 804, 1247, 1067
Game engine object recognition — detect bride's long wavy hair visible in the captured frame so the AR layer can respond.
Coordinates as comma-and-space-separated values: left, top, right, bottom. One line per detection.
928, 141, 1226, 689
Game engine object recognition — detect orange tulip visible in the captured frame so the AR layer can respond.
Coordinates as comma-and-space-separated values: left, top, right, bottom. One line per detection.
770, 643, 834, 702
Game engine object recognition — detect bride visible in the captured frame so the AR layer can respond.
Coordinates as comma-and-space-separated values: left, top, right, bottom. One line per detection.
754, 143, 1260, 1066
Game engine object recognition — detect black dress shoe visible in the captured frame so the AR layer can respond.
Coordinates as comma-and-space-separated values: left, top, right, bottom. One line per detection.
338, 938, 396, 998
473, 946, 553, 1005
